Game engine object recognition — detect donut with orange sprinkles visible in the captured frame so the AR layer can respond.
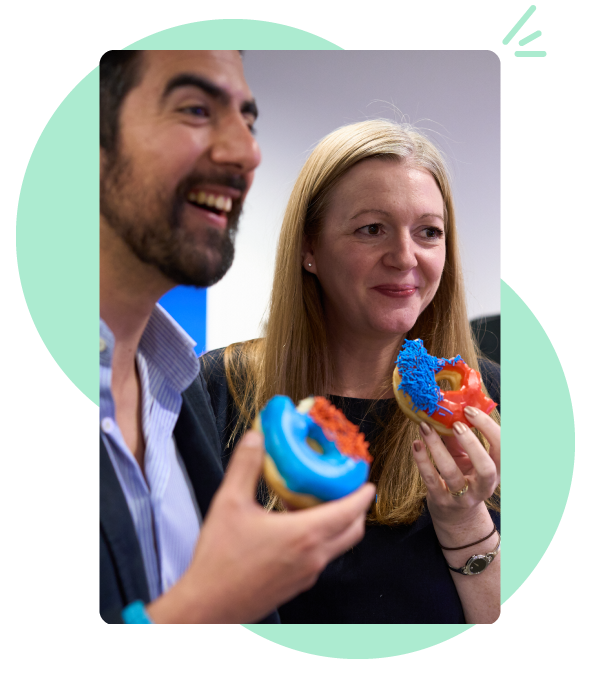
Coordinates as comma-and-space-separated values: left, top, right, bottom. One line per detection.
254, 395, 372, 508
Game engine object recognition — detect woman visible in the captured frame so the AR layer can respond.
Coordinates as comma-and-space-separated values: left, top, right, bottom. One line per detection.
201, 119, 501, 623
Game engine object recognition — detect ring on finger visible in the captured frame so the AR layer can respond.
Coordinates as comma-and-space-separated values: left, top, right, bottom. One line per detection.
447, 478, 469, 498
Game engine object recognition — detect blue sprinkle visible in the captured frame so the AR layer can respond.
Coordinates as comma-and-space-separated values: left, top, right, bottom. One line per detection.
396, 339, 464, 416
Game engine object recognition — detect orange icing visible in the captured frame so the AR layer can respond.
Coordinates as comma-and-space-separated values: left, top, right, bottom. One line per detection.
308, 397, 373, 463
431, 361, 497, 428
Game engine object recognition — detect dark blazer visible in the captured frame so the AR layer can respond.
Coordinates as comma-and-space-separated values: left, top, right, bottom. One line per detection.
100, 374, 279, 624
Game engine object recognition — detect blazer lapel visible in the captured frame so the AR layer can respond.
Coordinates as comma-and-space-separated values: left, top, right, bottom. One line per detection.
100, 375, 221, 606
100, 439, 150, 604
175, 378, 225, 518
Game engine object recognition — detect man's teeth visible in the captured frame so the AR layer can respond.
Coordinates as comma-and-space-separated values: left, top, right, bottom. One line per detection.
186, 191, 233, 213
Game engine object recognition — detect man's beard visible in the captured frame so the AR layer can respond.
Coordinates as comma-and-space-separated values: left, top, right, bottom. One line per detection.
100, 153, 245, 287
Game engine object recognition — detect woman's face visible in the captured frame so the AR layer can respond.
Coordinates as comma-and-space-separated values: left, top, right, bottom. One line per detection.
305, 158, 446, 340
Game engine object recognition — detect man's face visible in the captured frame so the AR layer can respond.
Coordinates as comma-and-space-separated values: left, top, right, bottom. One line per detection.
100, 50, 261, 287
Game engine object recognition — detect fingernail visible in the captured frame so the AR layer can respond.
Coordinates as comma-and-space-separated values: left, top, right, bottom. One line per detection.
419, 422, 431, 436
453, 421, 468, 434
413, 440, 421, 452
464, 406, 479, 418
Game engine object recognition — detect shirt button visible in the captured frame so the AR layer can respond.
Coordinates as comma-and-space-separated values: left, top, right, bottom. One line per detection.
101, 418, 113, 433
100, 338, 107, 353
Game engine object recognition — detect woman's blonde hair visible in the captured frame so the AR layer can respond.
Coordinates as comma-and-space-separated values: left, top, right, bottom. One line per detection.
219, 119, 499, 525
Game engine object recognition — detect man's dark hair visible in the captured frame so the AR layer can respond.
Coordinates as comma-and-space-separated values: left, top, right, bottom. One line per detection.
100, 50, 245, 152
100, 50, 144, 152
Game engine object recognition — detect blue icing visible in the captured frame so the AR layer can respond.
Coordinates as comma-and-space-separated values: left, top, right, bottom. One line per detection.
395, 339, 464, 415
260, 395, 369, 501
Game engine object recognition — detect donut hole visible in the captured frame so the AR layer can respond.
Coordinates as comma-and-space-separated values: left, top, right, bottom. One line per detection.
436, 378, 454, 392
435, 369, 463, 391
306, 438, 324, 455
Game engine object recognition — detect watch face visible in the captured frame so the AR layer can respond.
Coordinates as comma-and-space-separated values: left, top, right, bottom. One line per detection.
467, 557, 489, 574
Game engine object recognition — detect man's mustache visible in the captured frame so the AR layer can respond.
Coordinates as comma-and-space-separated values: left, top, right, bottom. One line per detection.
178, 172, 248, 197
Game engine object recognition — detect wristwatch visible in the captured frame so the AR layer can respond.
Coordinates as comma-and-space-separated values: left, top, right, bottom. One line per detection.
447, 533, 501, 575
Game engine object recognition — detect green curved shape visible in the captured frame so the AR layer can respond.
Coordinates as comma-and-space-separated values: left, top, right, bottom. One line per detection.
15, 20, 340, 406
249, 623, 471, 659
126, 18, 341, 50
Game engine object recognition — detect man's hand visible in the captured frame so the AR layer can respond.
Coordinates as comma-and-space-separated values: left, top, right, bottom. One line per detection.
146, 430, 375, 623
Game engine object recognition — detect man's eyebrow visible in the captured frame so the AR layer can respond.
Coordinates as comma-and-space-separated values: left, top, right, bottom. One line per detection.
162, 73, 228, 103
162, 73, 259, 119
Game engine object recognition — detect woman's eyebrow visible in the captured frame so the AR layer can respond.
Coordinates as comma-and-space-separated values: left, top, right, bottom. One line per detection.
349, 209, 445, 222
418, 213, 444, 222
349, 208, 392, 220
161, 73, 259, 119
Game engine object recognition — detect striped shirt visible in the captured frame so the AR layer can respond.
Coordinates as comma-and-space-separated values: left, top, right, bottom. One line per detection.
100, 305, 201, 601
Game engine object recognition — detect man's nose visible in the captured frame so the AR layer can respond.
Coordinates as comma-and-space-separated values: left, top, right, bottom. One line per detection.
210, 113, 261, 173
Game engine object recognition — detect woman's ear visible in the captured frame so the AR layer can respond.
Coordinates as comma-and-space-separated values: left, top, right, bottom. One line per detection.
301, 237, 317, 274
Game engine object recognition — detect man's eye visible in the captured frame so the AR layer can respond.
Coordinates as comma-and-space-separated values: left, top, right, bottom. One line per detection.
181, 105, 209, 117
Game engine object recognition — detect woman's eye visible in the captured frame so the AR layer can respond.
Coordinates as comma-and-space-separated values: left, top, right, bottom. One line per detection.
358, 224, 382, 236
422, 226, 444, 240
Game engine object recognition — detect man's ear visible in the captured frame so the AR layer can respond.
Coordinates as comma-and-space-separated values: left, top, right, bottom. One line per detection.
301, 237, 317, 274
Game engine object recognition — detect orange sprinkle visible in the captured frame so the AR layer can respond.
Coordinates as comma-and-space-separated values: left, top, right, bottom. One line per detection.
308, 397, 373, 463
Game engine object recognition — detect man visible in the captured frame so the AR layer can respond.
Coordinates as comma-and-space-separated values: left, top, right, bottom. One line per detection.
99, 49, 375, 623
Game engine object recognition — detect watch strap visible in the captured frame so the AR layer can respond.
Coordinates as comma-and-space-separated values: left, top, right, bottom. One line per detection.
447, 532, 500, 575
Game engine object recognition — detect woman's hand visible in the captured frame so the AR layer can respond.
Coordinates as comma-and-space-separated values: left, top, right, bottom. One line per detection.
411, 406, 500, 531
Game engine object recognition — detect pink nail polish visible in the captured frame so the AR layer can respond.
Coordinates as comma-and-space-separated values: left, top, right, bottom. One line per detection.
420, 422, 432, 436
464, 406, 479, 417
453, 421, 467, 434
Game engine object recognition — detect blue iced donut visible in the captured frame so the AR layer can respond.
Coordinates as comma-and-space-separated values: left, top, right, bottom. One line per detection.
255, 395, 371, 508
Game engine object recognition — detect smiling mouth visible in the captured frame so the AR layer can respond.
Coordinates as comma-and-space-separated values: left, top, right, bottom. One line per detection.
373, 285, 417, 298
186, 190, 233, 218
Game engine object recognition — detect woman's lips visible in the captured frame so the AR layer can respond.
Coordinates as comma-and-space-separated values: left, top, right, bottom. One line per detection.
372, 285, 417, 298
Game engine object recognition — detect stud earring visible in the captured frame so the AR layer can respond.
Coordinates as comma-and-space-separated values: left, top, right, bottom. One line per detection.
308, 263, 312, 267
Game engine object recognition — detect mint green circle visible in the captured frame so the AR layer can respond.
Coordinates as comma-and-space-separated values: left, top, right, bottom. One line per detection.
16, 19, 469, 658
126, 18, 341, 50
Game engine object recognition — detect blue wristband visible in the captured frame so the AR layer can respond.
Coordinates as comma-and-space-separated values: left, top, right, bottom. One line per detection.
122, 600, 153, 624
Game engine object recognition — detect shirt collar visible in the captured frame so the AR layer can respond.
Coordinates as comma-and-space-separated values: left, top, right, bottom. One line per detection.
100, 304, 199, 394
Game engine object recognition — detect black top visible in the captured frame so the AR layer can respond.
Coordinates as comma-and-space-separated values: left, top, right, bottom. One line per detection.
200, 348, 500, 624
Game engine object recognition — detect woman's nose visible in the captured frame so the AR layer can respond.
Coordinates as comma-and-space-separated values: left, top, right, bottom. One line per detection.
210, 113, 261, 173
384, 235, 418, 271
